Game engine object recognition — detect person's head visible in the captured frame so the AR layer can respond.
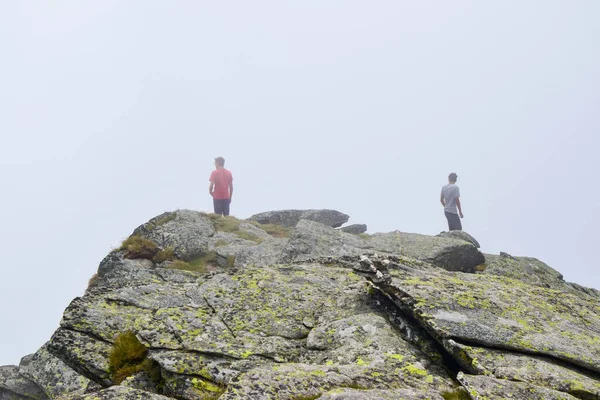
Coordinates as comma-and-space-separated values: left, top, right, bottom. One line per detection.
448, 172, 458, 183
214, 156, 225, 168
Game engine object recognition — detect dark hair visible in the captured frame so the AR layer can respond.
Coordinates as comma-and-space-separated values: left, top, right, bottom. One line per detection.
448, 172, 458, 182
215, 157, 225, 166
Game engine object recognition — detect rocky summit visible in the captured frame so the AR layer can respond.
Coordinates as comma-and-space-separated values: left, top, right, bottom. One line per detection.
2, 209, 600, 400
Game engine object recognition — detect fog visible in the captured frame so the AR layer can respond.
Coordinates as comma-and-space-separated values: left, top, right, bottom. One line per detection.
1, 1, 598, 365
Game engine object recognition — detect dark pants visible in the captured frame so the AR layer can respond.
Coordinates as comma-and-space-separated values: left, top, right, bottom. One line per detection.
213, 199, 231, 216
445, 211, 462, 231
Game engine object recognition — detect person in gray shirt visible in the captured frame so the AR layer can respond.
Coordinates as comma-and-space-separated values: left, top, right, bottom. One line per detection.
440, 172, 464, 231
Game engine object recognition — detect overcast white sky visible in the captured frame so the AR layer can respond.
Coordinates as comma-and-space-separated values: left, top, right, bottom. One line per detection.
1, 1, 599, 366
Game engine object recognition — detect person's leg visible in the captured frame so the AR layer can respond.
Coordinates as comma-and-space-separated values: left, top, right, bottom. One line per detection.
445, 212, 462, 231
214, 199, 224, 216
452, 214, 462, 230
222, 198, 231, 216
445, 212, 453, 230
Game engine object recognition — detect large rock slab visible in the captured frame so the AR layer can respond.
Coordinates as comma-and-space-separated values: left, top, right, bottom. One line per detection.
0, 365, 46, 399
132, 210, 215, 261
47, 329, 113, 387
437, 230, 480, 248
19, 344, 100, 399
366, 260, 600, 375
248, 209, 350, 228
568, 281, 600, 300
482, 252, 564, 288
280, 220, 366, 263
367, 231, 485, 272
95, 251, 201, 290
446, 340, 600, 399
318, 388, 449, 399
457, 372, 578, 399
60, 386, 172, 400
281, 220, 485, 272
215, 237, 287, 268
6, 208, 600, 399
0, 388, 29, 400
48, 253, 463, 398
339, 224, 367, 234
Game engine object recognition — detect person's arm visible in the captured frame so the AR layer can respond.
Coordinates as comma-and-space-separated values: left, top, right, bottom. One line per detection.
456, 197, 464, 218
229, 181, 233, 200
440, 191, 445, 207
209, 181, 214, 197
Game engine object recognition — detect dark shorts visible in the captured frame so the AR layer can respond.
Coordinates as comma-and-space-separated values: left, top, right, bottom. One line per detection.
445, 211, 462, 231
213, 198, 231, 216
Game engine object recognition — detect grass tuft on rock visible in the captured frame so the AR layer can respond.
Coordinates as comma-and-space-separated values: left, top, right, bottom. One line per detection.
167, 256, 211, 273
109, 331, 150, 384
87, 273, 99, 290
188, 252, 217, 271
254, 222, 292, 238
153, 247, 175, 264
205, 214, 262, 243
120, 235, 158, 259
227, 255, 236, 268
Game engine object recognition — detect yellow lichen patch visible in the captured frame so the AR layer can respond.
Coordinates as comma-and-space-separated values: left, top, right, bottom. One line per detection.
401, 364, 428, 377
386, 353, 405, 362
190, 377, 226, 398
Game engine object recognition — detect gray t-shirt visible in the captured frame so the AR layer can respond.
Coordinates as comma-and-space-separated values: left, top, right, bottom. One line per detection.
442, 184, 460, 214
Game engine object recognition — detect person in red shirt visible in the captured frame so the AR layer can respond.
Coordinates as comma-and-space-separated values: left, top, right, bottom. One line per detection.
209, 156, 233, 216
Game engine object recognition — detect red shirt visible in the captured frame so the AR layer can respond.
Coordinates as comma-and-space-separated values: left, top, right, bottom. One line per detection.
209, 168, 233, 199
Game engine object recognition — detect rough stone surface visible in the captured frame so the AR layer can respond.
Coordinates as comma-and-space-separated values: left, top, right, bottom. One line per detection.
2, 209, 600, 400
280, 220, 367, 262
437, 230, 480, 248
46, 254, 459, 399
132, 210, 215, 261
458, 372, 579, 399
446, 340, 600, 399
339, 224, 367, 234
59, 386, 172, 400
0, 388, 29, 400
568, 281, 600, 299
231, 237, 287, 268
483, 252, 564, 287
248, 209, 350, 228
19, 344, 100, 399
47, 329, 113, 387
317, 388, 449, 399
365, 260, 600, 374
282, 220, 485, 272
0, 365, 46, 399
367, 231, 485, 272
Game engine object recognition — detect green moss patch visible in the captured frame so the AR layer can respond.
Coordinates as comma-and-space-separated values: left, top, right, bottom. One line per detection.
441, 389, 471, 400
